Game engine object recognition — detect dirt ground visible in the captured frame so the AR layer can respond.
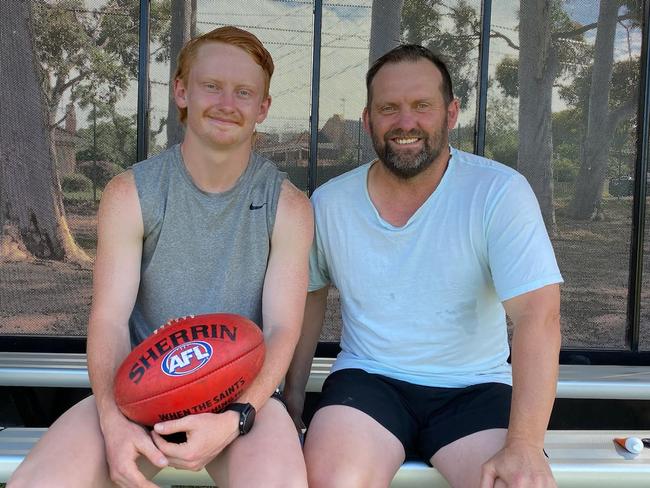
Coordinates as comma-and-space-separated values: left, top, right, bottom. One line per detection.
2, 197, 649, 351
553, 198, 635, 349
0, 206, 95, 336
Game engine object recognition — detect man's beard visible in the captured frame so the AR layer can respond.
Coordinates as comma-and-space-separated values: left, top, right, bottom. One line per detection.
370, 122, 447, 180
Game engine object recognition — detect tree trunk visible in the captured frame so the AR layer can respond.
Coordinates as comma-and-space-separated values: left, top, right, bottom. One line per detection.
570, 0, 621, 220
363, 0, 405, 163
369, 0, 405, 65
166, 0, 196, 148
517, 0, 557, 234
0, 1, 90, 265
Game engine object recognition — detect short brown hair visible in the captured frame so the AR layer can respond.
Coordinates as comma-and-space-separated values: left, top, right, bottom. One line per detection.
366, 44, 454, 108
174, 26, 274, 124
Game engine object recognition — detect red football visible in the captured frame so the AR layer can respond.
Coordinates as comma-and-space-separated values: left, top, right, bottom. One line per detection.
114, 313, 265, 426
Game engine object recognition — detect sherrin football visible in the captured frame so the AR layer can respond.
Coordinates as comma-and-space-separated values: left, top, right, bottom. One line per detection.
114, 313, 265, 426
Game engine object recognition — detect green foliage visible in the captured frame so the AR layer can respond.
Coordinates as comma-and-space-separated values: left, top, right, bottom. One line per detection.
76, 112, 138, 168
552, 109, 582, 167
487, 136, 518, 169
31, 0, 170, 122
449, 122, 474, 153
559, 58, 640, 116
550, 0, 593, 80
553, 110, 583, 144
494, 0, 591, 99
401, 0, 443, 45
31, 0, 172, 173
608, 117, 637, 178
485, 94, 517, 168
494, 57, 518, 98
400, 0, 479, 106
62, 173, 93, 193
78, 160, 122, 190
553, 157, 579, 183
555, 57, 638, 181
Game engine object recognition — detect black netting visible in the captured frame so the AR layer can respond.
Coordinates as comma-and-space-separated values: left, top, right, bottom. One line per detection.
0, 0, 647, 351
1, 0, 139, 336
487, 0, 643, 349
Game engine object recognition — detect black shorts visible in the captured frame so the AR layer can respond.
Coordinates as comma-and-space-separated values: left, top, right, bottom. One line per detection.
314, 368, 512, 462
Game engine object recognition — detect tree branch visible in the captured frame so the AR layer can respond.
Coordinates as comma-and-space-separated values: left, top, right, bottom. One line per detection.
50, 113, 68, 130
58, 72, 86, 96
554, 13, 635, 40
48, 71, 86, 123
151, 45, 166, 57
151, 116, 167, 137
490, 29, 519, 50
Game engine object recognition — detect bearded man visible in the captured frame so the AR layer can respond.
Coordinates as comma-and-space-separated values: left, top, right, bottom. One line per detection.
285, 44, 562, 488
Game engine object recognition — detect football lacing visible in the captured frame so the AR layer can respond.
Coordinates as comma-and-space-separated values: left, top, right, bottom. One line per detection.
153, 314, 195, 334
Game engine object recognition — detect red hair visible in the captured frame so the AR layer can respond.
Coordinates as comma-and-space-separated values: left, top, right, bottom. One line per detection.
174, 26, 274, 124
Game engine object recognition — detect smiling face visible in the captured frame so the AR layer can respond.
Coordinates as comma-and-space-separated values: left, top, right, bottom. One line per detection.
174, 42, 271, 151
364, 59, 459, 179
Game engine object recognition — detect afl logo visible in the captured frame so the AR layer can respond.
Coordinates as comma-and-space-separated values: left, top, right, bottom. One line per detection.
162, 341, 213, 377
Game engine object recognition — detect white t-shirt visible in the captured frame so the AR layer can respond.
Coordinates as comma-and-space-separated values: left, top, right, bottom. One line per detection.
309, 147, 563, 388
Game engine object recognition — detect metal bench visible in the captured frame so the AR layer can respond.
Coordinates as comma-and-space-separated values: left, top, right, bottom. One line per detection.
2, 353, 650, 399
2, 427, 649, 487
1, 353, 650, 486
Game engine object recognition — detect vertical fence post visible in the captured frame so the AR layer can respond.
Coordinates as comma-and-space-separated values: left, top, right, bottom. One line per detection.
308, 0, 323, 196
627, 0, 650, 352
136, 0, 151, 162
474, 0, 492, 156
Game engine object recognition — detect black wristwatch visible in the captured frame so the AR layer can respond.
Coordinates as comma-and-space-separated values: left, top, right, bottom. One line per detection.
225, 402, 256, 435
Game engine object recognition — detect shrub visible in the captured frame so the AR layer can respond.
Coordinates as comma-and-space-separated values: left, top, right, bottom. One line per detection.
78, 160, 122, 190
61, 173, 93, 193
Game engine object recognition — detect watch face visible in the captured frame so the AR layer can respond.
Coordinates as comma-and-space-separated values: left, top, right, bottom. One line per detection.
240, 404, 256, 434
227, 402, 256, 435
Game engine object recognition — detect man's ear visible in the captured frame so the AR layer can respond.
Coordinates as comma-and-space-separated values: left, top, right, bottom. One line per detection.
447, 98, 460, 130
362, 107, 371, 134
174, 78, 188, 109
256, 95, 272, 124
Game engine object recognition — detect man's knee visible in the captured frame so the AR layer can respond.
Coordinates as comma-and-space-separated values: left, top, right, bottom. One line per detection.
307, 461, 377, 488
262, 469, 308, 488
305, 444, 394, 488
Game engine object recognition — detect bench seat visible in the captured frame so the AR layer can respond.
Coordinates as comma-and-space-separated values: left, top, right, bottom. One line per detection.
2, 353, 650, 486
2, 353, 650, 399
2, 427, 649, 486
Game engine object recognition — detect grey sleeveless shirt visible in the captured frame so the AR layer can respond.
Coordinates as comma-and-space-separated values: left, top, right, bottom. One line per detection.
128, 144, 286, 346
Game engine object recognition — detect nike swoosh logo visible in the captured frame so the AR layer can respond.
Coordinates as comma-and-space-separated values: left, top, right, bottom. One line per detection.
249, 202, 267, 210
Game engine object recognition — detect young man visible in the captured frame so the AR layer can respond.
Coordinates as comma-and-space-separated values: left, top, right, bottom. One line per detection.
285, 44, 562, 488
10, 26, 312, 488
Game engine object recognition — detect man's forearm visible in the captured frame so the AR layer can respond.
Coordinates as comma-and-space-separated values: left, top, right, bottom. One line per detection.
237, 323, 302, 411
86, 313, 133, 421
284, 287, 328, 396
507, 314, 561, 448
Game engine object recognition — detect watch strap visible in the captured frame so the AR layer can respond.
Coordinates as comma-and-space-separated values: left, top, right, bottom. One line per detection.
225, 402, 255, 435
